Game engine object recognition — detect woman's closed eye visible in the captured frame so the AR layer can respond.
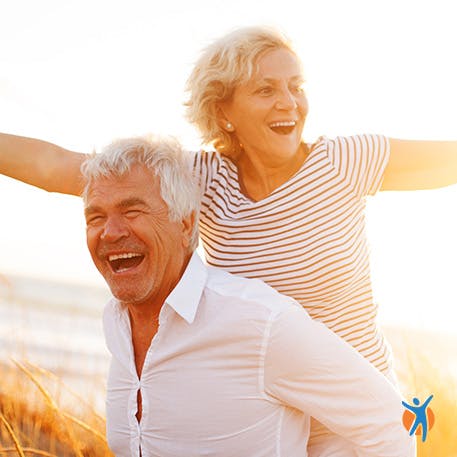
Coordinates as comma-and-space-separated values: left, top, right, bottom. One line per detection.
290, 83, 305, 94
255, 86, 274, 96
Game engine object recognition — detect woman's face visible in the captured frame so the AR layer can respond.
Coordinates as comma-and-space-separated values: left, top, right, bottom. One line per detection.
219, 48, 308, 165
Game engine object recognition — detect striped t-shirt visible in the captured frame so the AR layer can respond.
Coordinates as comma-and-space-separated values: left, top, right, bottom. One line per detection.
192, 134, 391, 374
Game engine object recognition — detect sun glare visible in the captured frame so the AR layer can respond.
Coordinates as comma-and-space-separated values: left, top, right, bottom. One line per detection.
1, 2, 456, 455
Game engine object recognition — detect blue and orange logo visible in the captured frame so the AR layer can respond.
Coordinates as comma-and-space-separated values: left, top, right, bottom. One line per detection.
402, 395, 434, 442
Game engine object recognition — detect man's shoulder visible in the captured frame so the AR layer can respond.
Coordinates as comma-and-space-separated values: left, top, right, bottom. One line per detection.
204, 266, 300, 317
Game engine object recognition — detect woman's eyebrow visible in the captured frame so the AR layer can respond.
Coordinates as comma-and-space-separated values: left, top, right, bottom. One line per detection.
255, 75, 305, 84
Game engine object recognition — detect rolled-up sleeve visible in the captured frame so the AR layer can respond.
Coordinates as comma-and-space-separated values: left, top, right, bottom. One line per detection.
263, 306, 415, 457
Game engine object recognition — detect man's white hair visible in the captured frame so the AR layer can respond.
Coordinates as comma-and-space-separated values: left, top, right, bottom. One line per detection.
81, 135, 200, 250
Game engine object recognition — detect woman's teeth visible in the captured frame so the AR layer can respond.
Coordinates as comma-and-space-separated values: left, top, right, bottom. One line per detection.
269, 121, 296, 128
269, 121, 296, 134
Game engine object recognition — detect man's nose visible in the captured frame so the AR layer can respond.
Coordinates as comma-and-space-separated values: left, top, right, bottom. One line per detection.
101, 216, 130, 241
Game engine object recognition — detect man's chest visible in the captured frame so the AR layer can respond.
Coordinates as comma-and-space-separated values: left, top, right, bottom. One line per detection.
105, 340, 282, 456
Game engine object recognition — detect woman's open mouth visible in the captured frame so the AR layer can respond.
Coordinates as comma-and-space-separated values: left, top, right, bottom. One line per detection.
269, 120, 296, 135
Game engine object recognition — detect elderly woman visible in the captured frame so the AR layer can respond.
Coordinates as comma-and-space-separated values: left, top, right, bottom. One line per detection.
1, 26, 456, 455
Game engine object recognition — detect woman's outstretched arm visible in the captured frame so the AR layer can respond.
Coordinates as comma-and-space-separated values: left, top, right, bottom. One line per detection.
382, 139, 457, 190
0, 132, 86, 195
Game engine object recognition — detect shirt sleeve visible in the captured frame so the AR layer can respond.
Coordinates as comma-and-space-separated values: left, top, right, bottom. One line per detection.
190, 149, 222, 196
191, 149, 227, 217
263, 306, 415, 457
325, 134, 390, 197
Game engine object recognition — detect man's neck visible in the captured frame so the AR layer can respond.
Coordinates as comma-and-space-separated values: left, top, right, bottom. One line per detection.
129, 309, 160, 379
127, 251, 193, 378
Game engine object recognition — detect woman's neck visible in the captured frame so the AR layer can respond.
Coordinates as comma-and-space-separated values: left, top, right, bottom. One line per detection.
236, 143, 308, 201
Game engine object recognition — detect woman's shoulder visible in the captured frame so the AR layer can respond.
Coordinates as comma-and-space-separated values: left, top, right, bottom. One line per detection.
310, 134, 389, 160
192, 148, 231, 161
311, 133, 387, 146
192, 148, 237, 173
190, 148, 240, 196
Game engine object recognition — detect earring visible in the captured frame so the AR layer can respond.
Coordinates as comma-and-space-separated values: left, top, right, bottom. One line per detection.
226, 122, 234, 132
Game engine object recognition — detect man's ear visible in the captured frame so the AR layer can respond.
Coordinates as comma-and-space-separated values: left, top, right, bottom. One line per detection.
181, 211, 196, 249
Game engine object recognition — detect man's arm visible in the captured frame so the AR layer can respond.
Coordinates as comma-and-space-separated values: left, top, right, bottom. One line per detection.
0, 132, 86, 195
264, 306, 415, 457
381, 138, 457, 190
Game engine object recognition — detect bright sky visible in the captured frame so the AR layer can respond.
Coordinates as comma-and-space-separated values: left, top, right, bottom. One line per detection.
0, 0, 456, 332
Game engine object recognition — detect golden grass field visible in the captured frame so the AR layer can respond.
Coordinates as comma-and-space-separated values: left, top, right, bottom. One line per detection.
385, 326, 457, 457
0, 326, 456, 456
0, 360, 113, 457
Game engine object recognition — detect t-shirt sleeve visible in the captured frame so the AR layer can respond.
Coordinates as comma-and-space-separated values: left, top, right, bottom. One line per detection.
190, 149, 224, 197
325, 134, 390, 197
263, 306, 415, 457
191, 149, 227, 218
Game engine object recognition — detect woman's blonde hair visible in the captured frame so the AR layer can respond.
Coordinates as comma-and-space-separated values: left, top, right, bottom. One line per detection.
185, 26, 297, 158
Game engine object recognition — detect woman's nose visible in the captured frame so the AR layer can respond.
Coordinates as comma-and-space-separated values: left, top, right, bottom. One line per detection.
275, 87, 298, 110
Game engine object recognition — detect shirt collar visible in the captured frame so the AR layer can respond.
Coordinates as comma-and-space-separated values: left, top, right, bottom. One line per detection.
165, 251, 208, 324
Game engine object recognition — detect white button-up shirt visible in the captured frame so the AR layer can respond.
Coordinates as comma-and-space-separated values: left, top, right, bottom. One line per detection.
103, 253, 414, 457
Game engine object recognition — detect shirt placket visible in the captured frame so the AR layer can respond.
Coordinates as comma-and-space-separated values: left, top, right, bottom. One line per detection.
136, 304, 171, 457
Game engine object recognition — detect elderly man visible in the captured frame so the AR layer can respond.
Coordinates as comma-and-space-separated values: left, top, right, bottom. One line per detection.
82, 135, 414, 457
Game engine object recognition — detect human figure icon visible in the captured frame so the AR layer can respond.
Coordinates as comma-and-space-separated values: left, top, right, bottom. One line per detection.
402, 395, 434, 442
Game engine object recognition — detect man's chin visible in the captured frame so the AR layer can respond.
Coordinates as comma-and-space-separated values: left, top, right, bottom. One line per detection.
102, 268, 157, 308
108, 281, 143, 305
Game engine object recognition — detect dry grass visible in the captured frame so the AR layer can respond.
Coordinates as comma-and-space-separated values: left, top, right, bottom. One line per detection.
0, 326, 456, 456
0, 360, 113, 457
386, 326, 457, 457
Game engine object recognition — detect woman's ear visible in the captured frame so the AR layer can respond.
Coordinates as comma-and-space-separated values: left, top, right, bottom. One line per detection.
215, 104, 235, 133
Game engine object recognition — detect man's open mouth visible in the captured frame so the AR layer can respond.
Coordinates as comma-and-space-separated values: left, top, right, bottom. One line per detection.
269, 121, 296, 135
108, 253, 145, 273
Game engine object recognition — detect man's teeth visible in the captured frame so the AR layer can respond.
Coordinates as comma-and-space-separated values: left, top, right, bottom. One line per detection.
269, 121, 296, 128
108, 253, 142, 261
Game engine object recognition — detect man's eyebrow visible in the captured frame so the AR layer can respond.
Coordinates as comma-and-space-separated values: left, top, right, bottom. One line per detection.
84, 205, 101, 217
84, 198, 148, 217
116, 197, 148, 209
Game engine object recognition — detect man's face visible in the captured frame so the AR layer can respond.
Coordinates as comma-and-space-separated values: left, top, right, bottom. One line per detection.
84, 165, 193, 309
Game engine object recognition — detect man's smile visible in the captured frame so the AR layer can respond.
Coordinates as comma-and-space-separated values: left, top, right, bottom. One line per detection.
107, 252, 145, 273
